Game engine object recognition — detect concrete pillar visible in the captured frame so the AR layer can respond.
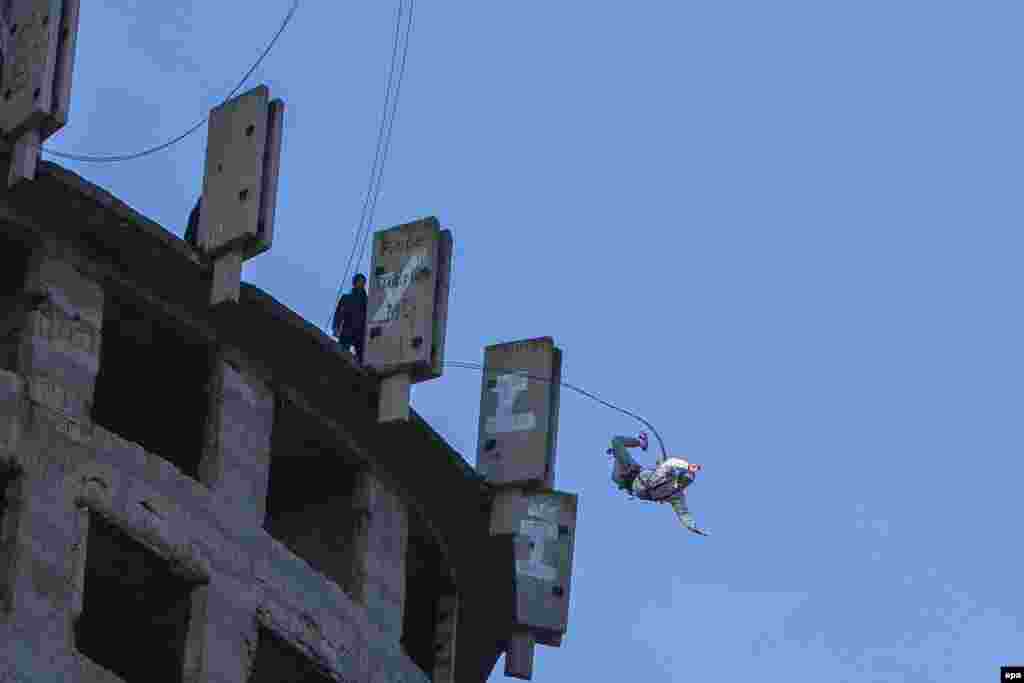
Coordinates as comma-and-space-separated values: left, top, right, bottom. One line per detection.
0, 240, 102, 657
350, 470, 408, 641
16, 239, 104, 419
0, 470, 89, 653
505, 630, 536, 680
432, 592, 459, 683
182, 582, 259, 683
0, 294, 30, 373
199, 353, 274, 524
378, 372, 411, 423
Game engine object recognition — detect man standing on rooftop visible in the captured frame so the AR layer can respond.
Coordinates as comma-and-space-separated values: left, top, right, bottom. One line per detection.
333, 273, 368, 364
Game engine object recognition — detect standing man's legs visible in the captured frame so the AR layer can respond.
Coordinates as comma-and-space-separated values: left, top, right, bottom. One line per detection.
338, 332, 354, 357
353, 335, 365, 365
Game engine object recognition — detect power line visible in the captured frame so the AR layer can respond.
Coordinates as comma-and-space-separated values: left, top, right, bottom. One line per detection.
41, 0, 300, 163
336, 0, 406, 317
355, 0, 414, 276
329, 0, 415, 331
442, 359, 671, 463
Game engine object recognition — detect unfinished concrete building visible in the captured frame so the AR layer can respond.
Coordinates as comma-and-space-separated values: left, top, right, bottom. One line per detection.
0, 161, 533, 682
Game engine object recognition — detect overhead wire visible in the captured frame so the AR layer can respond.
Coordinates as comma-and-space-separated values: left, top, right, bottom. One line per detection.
442, 359, 671, 464
354, 0, 415, 277
334, 0, 407, 325
42, 0, 300, 163
329, 0, 414, 331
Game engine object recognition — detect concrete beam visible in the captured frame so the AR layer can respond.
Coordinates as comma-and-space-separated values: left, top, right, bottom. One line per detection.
210, 251, 243, 306
504, 630, 535, 680
199, 354, 274, 525
378, 372, 411, 423
350, 469, 409, 642
432, 592, 458, 683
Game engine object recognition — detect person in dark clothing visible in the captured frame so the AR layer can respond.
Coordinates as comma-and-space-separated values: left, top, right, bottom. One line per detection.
184, 197, 201, 248
333, 273, 368, 364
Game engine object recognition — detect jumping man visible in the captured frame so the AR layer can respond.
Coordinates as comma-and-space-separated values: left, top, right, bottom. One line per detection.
608, 433, 709, 536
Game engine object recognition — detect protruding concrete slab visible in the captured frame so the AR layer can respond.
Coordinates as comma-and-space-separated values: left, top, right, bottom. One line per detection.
198, 85, 283, 260
364, 218, 452, 380
1, 0, 81, 186
0, 0, 74, 138
512, 492, 577, 639
491, 488, 578, 652
476, 337, 563, 489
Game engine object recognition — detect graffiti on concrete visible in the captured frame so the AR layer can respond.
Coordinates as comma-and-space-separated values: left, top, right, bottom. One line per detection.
485, 373, 537, 435
371, 248, 430, 326
516, 498, 560, 582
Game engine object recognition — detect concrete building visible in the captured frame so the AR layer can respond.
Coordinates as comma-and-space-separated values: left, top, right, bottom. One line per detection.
0, 161, 524, 683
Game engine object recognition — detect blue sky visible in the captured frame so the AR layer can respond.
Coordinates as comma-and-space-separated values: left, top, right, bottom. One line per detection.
46, 2, 1023, 681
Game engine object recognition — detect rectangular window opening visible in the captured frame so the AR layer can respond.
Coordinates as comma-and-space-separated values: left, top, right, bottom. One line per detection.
74, 512, 197, 683
0, 463, 21, 612
0, 233, 30, 372
250, 625, 334, 683
91, 293, 211, 480
0, 463, 16, 530
402, 522, 448, 677
264, 400, 363, 597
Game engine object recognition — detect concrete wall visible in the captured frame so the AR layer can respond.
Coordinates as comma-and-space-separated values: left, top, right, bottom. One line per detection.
350, 470, 409, 643
265, 494, 361, 601
265, 470, 411, 646
0, 367, 430, 683
0, 239, 429, 683
199, 353, 274, 526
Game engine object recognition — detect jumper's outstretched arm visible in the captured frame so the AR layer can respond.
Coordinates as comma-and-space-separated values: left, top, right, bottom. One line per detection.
669, 496, 709, 536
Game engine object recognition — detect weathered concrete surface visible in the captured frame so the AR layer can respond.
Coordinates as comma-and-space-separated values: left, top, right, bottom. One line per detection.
0, 365, 429, 683
349, 470, 408, 644
199, 354, 274, 525
16, 240, 103, 416
0, 161, 522, 683
378, 372, 411, 423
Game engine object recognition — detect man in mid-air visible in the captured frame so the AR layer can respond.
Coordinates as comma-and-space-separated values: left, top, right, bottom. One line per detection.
608, 433, 709, 536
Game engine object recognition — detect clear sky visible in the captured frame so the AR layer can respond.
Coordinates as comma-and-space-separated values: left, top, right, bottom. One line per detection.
46, 2, 1022, 681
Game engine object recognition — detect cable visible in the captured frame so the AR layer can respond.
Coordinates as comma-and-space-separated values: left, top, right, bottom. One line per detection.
337, 0, 406, 310
41, 0, 300, 163
329, 0, 415, 331
356, 0, 414, 275
442, 359, 672, 464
